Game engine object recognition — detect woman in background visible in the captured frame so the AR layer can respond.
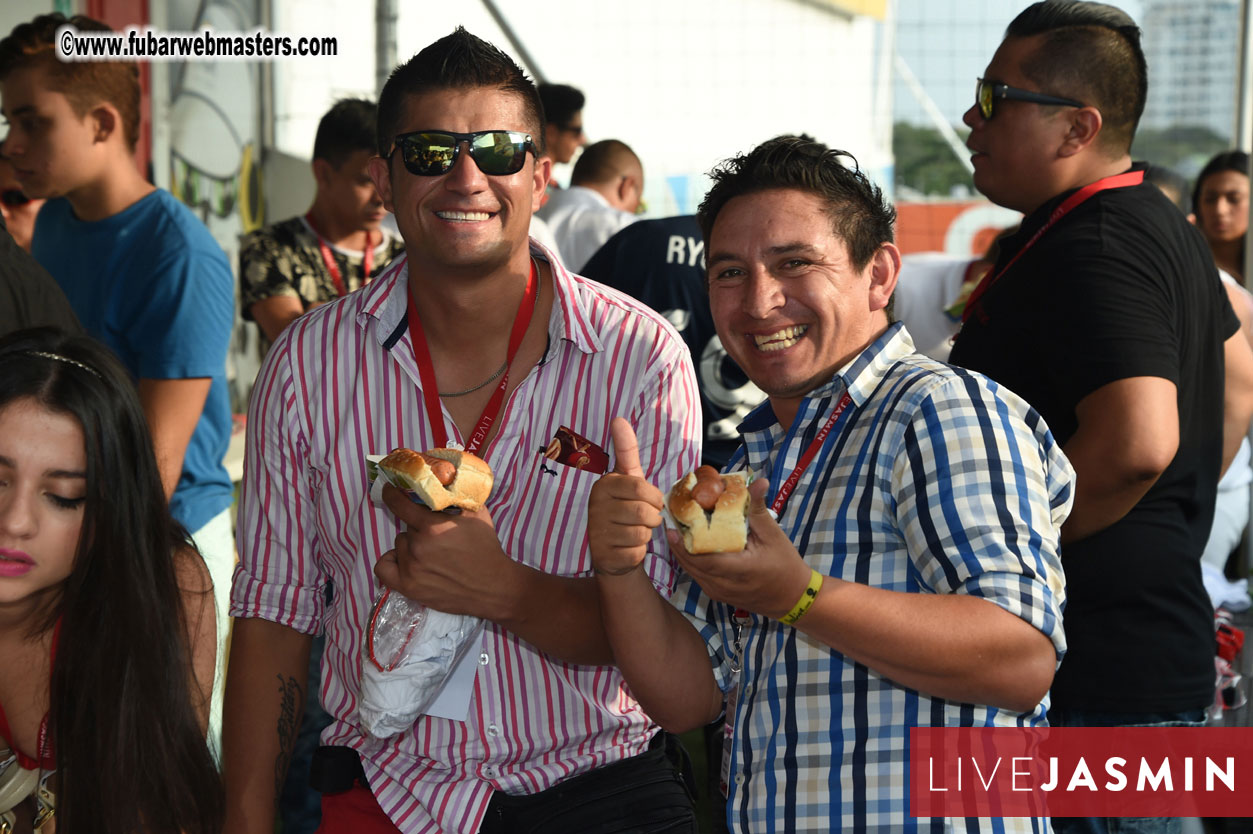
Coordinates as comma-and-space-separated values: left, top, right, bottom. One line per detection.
1193, 150, 1249, 281
0, 328, 223, 833
1192, 152, 1253, 611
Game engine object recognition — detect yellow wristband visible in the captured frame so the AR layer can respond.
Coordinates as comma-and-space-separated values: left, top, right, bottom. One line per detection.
779, 568, 824, 625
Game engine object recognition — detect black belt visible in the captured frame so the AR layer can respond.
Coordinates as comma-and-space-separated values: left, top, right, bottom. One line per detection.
309, 733, 694, 801
309, 745, 366, 794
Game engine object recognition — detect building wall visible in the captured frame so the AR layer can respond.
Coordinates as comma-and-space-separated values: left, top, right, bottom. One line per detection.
1142, 0, 1240, 139
270, 0, 893, 217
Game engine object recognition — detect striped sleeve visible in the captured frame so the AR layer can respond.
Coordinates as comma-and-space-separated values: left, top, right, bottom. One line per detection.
230, 325, 327, 634
631, 346, 704, 597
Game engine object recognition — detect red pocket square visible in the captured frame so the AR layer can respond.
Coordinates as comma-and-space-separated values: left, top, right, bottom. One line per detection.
539, 425, 609, 474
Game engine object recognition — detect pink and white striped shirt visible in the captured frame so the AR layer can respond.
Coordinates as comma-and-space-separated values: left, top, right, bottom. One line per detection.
231, 243, 702, 833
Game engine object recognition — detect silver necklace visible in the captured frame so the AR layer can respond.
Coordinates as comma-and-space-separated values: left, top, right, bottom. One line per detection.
437, 256, 542, 398
438, 359, 508, 398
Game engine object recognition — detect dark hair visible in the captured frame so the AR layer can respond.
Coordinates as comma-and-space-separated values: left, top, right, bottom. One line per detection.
538, 83, 585, 129
697, 135, 896, 271
0, 328, 224, 834
0, 14, 141, 151
570, 139, 639, 186
313, 98, 378, 167
376, 27, 545, 158
1192, 150, 1250, 271
1144, 163, 1190, 214
1005, 1, 1146, 154
1192, 151, 1250, 215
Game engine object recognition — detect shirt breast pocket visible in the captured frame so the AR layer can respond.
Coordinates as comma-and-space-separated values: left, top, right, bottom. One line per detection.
509, 456, 603, 575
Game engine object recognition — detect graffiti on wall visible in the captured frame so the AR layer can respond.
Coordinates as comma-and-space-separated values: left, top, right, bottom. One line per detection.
166, 0, 263, 412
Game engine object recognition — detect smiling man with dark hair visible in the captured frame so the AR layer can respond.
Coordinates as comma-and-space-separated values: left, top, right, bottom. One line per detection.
225, 28, 701, 834
588, 134, 1075, 833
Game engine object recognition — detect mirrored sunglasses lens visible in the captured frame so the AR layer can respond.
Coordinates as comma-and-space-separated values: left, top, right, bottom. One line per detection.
403, 133, 457, 175
470, 132, 525, 175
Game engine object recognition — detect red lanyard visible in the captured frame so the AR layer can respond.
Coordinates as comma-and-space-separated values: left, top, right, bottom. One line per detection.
768, 391, 854, 515
960, 169, 1145, 323
730, 390, 854, 623
406, 259, 538, 453
305, 213, 375, 298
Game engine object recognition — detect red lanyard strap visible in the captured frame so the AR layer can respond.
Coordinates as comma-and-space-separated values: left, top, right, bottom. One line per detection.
305, 213, 375, 298
730, 390, 854, 623
406, 259, 538, 453
960, 169, 1145, 323
769, 391, 854, 515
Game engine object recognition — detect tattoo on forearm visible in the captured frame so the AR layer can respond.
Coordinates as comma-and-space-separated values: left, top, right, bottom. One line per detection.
274, 674, 303, 799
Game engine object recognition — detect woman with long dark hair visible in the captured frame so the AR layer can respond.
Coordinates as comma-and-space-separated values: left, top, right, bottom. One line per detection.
0, 328, 223, 833
1193, 150, 1250, 281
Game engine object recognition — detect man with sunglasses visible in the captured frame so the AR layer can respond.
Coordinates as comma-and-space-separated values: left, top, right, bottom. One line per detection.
950, 5, 1253, 832
225, 27, 701, 834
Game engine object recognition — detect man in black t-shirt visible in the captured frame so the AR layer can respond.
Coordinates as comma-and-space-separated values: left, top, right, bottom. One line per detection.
0, 213, 79, 337
582, 215, 766, 469
950, 9, 1253, 832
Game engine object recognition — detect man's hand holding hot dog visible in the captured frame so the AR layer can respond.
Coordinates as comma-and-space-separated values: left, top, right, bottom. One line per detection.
375, 477, 616, 666
666, 479, 814, 622
375, 483, 523, 619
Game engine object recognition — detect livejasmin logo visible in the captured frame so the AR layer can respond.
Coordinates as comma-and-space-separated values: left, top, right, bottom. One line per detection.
926, 753, 1235, 793
909, 727, 1253, 818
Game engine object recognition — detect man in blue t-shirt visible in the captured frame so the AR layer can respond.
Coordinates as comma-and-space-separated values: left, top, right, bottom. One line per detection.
1, 13, 235, 746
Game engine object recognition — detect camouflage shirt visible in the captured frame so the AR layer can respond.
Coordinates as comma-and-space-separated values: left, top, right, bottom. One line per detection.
239, 216, 406, 322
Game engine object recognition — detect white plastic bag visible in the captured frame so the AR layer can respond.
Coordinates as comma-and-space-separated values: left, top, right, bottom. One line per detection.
359, 588, 484, 738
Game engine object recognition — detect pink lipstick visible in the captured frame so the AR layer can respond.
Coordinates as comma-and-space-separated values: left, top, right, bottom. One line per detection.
0, 548, 35, 577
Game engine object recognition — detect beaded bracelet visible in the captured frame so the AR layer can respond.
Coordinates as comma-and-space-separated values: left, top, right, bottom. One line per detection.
779, 568, 824, 625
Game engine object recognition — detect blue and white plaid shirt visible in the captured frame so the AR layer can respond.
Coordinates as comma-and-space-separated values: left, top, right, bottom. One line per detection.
675, 324, 1074, 833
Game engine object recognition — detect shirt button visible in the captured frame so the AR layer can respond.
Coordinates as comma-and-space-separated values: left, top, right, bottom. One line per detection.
483, 765, 496, 778
478, 652, 490, 666
734, 773, 746, 786
487, 724, 500, 737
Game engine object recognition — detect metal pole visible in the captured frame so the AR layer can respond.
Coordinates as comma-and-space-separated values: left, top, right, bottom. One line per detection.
480, 0, 547, 84
1238, 0, 1253, 151
376, 0, 398, 96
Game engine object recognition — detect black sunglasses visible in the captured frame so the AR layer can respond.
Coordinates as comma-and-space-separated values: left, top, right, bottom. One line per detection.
976, 79, 1085, 120
391, 129, 536, 177
0, 188, 30, 207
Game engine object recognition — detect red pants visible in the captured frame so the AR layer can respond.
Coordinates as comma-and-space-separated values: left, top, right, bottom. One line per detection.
316, 783, 400, 833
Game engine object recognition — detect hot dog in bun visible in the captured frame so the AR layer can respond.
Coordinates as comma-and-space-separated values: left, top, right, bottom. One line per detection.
668, 466, 749, 553
377, 448, 493, 511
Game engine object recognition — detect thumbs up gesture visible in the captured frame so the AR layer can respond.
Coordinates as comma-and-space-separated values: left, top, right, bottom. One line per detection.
587, 417, 666, 577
